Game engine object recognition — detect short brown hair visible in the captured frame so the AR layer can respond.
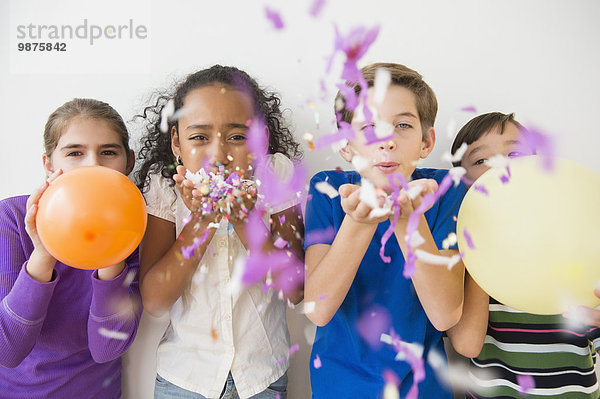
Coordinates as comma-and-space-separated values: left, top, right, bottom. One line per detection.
450, 112, 523, 167
335, 62, 438, 135
43, 98, 131, 157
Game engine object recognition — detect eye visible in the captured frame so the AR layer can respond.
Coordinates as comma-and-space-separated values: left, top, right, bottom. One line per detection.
190, 135, 209, 142
66, 151, 83, 157
474, 159, 486, 166
229, 134, 247, 142
395, 123, 412, 129
360, 123, 376, 131
101, 150, 118, 156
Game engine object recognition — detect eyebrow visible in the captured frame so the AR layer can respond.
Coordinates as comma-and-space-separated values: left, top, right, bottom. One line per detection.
59, 143, 123, 151
394, 112, 418, 119
185, 123, 249, 131
466, 144, 486, 159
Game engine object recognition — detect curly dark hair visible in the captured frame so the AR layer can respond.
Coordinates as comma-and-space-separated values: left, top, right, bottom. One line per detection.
135, 65, 302, 192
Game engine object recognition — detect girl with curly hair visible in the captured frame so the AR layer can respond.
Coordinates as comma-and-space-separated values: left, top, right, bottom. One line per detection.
135, 65, 304, 399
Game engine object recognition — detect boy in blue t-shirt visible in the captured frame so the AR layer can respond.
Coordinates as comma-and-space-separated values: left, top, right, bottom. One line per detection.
304, 63, 468, 398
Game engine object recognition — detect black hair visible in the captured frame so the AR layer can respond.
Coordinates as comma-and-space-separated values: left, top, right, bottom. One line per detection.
450, 112, 523, 167
135, 65, 302, 192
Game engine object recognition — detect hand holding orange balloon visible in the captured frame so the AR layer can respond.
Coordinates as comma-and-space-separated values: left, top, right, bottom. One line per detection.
36, 166, 147, 270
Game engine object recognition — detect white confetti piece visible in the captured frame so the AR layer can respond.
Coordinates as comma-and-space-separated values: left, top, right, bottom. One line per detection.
414, 249, 462, 269
373, 68, 391, 105
485, 154, 510, 169
98, 327, 128, 340
359, 178, 392, 218
159, 99, 175, 133
330, 138, 348, 153
383, 383, 399, 399
446, 117, 457, 139
300, 301, 316, 314
315, 181, 339, 198
351, 154, 370, 172
207, 222, 220, 229
442, 142, 468, 164
442, 232, 458, 250
374, 120, 394, 139
406, 184, 423, 200
449, 166, 466, 186
394, 341, 424, 361
123, 270, 136, 287
303, 132, 314, 141
406, 231, 426, 248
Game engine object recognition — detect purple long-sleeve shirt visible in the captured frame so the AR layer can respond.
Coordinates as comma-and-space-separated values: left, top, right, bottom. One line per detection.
0, 195, 142, 398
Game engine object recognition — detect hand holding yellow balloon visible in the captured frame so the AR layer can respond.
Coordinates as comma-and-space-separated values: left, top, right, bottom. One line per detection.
457, 156, 600, 315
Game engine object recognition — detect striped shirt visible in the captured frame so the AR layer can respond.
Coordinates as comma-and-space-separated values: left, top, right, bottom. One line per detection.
468, 298, 600, 399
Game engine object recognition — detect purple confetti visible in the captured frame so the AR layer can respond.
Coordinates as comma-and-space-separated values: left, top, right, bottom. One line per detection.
473, 184, 489, 196
314, 121, 356, 151
517, 374, 535, 395
460, 105, 477, 113
313, 354, 322, 369
385, 331, 425, 399
309, 0, 326, 17
289, 344, 300, 356
515, 125, 555, 171
274, 237, 288, 249
356, 305, 391, 349
463, 229, 475, 249
181, 229, 210, 259
264, 7, 284, 30
305, 226, 336, 246
278, 215, 286, 225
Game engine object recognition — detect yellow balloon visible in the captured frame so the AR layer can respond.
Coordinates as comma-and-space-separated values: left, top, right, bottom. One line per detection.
457, 156, 600, 314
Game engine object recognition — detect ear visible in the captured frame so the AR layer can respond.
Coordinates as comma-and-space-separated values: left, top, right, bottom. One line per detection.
420, 127, 436, 158
339, 142, 354, 162
171, 125, 180, 160
42, 154, 54, 177
125, 149, 135, 175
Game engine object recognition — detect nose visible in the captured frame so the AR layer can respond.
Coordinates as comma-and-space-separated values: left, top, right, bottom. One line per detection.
209, 139, 230, 168
379, 140, 396, 151
81, 153, 101, 167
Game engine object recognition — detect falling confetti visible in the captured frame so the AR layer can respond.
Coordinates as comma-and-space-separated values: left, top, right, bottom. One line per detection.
517, 374, 535, 395
98, 327, 128, 340
463, 229, 475, 249
309, 0, 326, 17
315, 181, 339, 198
264, 7, 284, 30
313, 354, 322, 369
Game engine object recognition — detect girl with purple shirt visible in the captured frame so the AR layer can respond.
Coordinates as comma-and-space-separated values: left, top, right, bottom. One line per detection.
0, 98, 142, 398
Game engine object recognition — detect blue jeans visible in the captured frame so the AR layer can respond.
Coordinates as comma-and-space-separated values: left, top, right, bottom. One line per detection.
154, 372, 287, 399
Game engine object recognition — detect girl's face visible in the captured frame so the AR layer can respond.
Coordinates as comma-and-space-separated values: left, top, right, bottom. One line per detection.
461, 122, 526, 183
43, 117, 133, 176
172, 84, 257, 177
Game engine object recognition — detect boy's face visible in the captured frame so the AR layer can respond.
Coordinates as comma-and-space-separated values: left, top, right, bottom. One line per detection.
340, 85, 435, 193
461, 122, 527, 183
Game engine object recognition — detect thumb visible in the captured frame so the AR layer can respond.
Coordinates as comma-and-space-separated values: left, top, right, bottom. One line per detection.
339, 184, 359, 198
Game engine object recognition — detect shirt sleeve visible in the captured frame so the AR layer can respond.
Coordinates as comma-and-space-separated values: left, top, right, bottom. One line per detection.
304, 171, 336, 249
144, 173, 177, 222
0, 197, 59, 368
87, 247, 142, 363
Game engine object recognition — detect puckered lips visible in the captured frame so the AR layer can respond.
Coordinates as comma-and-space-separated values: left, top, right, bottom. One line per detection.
374, 161, 399, 174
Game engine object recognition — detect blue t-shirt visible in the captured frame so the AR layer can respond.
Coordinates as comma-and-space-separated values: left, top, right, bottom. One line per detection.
305, 168, 467, 399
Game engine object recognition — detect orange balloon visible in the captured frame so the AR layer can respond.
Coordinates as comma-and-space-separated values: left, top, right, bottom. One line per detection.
36, 166, 147, 269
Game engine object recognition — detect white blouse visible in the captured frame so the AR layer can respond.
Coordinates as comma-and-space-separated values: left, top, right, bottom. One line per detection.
144, 153, 298, 399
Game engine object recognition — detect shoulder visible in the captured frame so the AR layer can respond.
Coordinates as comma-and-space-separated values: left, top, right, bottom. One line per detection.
0, 195, 28, 221
309, 169, 359, 189
144, 173, 177, 203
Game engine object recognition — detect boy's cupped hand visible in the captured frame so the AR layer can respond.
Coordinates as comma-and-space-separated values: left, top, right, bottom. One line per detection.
395, 178, 438, 220
339, 184, 390, 224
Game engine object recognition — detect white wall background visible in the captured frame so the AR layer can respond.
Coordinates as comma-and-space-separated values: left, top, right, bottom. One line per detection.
1, 0, 599, 398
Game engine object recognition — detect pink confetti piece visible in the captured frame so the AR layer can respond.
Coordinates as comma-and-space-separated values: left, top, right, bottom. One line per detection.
274, 237, 288, 249
309, 0, 326, 17
317, 294, 328, 301
264, 7, 284, 30
289, 344, 300, 356
516, 125, 555, 171
459, 105, 477, 113
383, 331, 425, 399
463, 229, 475, 249
473, 184, 489, 196
356, 305, 391, 349
313, 354, 322, 369
278, 215, 286, 225
517, 374, 535, 395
